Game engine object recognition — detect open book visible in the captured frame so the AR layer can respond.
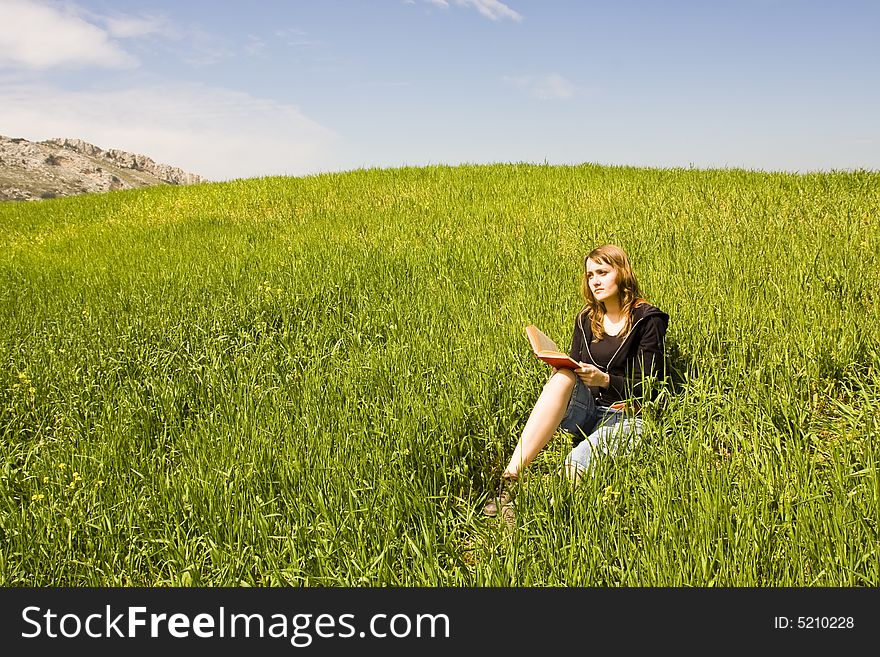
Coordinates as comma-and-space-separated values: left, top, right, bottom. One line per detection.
525, 324, 582, 369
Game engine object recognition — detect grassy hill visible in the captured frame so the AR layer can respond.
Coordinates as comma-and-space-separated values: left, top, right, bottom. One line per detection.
1, 163, 878, 585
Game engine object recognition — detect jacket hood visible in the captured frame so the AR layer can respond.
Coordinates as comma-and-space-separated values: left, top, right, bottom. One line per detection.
632, 300, 669, 330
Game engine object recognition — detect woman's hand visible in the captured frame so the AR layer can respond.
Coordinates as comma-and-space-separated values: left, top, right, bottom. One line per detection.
574, 363, 610, 388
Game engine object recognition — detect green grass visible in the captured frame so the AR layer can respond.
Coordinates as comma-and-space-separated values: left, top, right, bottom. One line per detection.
1, 163, 878, 585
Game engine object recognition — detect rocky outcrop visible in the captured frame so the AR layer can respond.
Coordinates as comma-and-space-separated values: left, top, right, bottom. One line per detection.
0, 135, 206, 201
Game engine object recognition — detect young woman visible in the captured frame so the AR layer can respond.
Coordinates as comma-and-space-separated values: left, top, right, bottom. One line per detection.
483, 244, 670, 519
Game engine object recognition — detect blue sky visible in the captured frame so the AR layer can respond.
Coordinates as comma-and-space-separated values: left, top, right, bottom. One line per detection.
1, 0, 877, 180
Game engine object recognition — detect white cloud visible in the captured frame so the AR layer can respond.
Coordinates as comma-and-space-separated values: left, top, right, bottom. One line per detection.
101, 14, 171, 39
275, 28, 308, 39
244, 35, 268, 58
179, 28, 237, 67
504, 73, 576, 100
416, 0, 522, 21
459, 0, 522, 22
274, 28, 324, 48
0, 0, 137, 70
0, 1, 238, 71
0, 83, 343, 181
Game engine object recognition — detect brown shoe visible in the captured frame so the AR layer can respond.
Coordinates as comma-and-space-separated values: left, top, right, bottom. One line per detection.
482, 475, 516, 517
500, 500, 516, 527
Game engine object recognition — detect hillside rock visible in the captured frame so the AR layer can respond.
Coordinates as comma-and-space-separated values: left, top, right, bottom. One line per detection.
0, 135, 206, 201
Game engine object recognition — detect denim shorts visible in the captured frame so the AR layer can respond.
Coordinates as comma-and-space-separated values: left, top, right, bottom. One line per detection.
559, 379, 642, 477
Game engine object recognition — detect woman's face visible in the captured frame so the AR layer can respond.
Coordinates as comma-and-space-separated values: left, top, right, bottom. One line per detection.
587, 258, 619, 304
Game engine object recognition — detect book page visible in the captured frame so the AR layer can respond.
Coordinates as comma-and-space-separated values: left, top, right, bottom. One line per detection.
525, 324, 559, 354
525, 325, 580, 369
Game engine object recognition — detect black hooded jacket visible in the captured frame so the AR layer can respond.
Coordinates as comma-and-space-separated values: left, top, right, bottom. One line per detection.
569, 301, 670, 406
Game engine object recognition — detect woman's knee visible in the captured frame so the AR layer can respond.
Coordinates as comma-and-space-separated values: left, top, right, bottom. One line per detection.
546, 368, 577, 393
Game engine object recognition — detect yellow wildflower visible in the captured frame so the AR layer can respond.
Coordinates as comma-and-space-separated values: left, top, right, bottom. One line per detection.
601, 485, 620, 505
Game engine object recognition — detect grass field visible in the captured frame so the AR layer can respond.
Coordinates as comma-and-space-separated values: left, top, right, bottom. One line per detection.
1, 163, 878, 586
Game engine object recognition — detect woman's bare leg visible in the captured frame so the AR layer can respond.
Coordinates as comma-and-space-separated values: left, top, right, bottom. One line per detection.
503, 369, 577, 478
